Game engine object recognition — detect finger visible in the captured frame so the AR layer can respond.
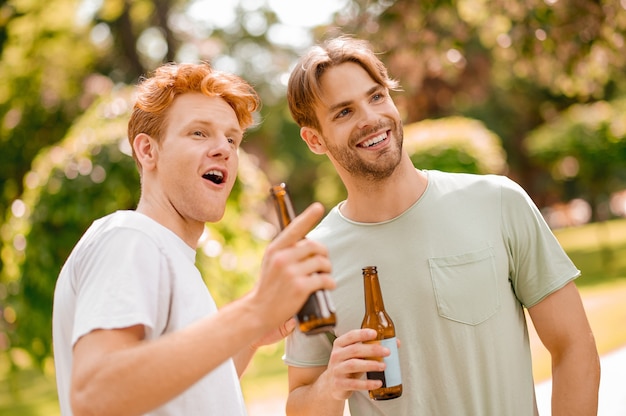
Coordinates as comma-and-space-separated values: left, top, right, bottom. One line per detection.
329, 330, 389, 367
273, 202, 325, 247
336, 371, 383, 392
330, 358, 385, 394
299, 271, 336, 293
340, 357, 386, 375
287, 243, 332, 274
334, 329, 378, 348
281, 318, 297, 337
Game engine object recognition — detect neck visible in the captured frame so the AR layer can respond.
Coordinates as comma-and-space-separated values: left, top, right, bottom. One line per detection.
136, 199, 202, 249
340, 155, 427, 223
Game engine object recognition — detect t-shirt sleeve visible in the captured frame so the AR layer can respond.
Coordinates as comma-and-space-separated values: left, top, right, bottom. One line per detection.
500, 177, 581, 307
283, 328, 335, 368
71, 228, 166, 346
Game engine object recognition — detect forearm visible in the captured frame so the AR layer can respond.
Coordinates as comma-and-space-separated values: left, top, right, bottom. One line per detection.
286, 372, 346, 416
550, 340, 600, 415
233, 344, 257, 377
71, 295, 266, 416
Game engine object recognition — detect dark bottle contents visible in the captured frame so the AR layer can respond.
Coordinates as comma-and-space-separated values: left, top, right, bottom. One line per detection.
361, 266, 402, 400
270, 183, 336, 335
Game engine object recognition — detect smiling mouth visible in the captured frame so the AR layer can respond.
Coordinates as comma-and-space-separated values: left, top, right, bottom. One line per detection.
358, 131, 388, 148
202, 170, 225, 184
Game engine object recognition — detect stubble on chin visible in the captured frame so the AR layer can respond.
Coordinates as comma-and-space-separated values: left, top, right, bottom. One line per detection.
350, 124, 404, 181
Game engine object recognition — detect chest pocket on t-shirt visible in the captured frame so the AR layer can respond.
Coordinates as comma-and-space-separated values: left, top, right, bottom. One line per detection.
429, 245, 500, 325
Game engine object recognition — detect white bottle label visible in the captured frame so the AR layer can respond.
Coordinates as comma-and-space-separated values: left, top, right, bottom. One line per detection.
380, 337, 402, 387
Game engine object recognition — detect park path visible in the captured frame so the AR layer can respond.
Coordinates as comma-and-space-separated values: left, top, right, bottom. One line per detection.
247, 281, 626, 416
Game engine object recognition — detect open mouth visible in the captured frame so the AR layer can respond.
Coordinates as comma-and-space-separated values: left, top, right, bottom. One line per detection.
358, 131, 388, 148
202, 169, 225, 185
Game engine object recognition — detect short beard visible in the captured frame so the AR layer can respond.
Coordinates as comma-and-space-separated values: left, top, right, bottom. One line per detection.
326, 121, 404, 182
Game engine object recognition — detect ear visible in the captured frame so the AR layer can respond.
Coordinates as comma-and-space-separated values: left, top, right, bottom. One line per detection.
133, 133, 158, 172
301, 127, 327, 155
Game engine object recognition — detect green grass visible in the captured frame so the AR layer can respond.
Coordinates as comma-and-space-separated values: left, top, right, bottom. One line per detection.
241, 342, 290, 402
2, 218, 626, 414
554, 218, 626, 285
0, 365, 59, 416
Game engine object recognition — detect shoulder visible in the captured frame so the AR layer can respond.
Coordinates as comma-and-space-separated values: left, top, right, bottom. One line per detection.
426, 170, 511, 187
73, 211, 173, 260
104, 211, 185, 248
426, 170, 525, 199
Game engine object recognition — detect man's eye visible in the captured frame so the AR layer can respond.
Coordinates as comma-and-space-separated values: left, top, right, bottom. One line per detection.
193, 131, 206, 137
336, 108, 351, 119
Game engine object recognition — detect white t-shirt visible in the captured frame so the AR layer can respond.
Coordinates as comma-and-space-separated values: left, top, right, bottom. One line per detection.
285, 170, 580, 416
53, 210, 247, 415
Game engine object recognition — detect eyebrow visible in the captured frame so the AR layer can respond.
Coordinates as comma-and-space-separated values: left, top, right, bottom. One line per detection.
191, 119, 243, 135
326, 84, 383, 115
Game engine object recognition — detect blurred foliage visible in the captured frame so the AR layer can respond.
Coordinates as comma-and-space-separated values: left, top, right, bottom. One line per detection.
338, 0, 626, 184
0, 0, 100, 221
0, 0, 626, 378
525, 99, 626, 220
1, 87, 139, 367
404, 116, 508, 175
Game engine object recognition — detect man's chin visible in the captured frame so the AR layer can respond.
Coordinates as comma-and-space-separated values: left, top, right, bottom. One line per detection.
205, 211, 225, 223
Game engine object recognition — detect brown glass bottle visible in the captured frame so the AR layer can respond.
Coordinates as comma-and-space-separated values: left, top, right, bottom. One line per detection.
361, 266, 402, 400
270, 183, 336, 335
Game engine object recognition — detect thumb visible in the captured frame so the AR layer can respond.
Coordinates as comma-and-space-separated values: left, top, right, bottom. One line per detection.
281, 317, 297, 338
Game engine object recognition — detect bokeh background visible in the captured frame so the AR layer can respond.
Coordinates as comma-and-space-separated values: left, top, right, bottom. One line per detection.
1, 0, 625, 414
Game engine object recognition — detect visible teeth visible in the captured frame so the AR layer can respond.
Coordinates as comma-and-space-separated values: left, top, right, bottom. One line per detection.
361, 133, 386, 148
203, 170, 224, 184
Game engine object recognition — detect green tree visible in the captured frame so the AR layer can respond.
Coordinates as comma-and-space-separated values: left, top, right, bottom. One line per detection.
405, 116, 508, 175
525, 99, 626, 221
0, 0, 99, 221
335, 0, 626, 192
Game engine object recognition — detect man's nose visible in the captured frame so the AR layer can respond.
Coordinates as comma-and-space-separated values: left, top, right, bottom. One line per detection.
356, 104, 378, 129
208, 136, 233, 159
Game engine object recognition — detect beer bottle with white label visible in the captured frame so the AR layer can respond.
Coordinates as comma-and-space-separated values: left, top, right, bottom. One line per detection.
270, 183, 336, 335
361, 266, 402, 400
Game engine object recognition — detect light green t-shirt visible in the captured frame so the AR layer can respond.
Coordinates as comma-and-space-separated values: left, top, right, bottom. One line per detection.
284, 170, 580, 416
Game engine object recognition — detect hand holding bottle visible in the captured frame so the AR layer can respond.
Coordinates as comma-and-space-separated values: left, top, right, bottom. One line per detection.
361, 266, 403, 400
313, 328, 389, 401
271, 183, 337, 334
252, 202, 335, 333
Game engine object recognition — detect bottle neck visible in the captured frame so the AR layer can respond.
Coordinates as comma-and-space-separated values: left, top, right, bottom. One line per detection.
271, 184, 295, 230
363, 273, 385, 312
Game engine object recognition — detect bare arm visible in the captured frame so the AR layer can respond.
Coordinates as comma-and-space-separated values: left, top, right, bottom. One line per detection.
70, 203, 335, 416
72, 299, 275, 415
528, 281, 600, 416
286, 329, 388, 416
233, 317, 297, 377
